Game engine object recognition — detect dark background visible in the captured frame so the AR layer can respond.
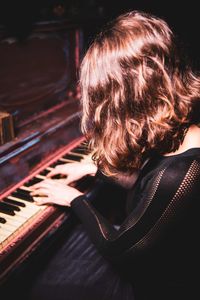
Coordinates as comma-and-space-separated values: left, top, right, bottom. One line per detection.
0, 0, 199, 69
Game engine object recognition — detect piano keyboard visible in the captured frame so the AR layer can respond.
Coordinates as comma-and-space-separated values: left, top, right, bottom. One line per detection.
0, 138, 92, 251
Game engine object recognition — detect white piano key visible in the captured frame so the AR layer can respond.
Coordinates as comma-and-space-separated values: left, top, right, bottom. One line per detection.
58, 158, 74, 163
68, 151, 85, 158
46, 167, 53, 171
35, 174, 47, 180
19, 185, 32, 192
0, 222, 18, 233
0, 212, 25, 225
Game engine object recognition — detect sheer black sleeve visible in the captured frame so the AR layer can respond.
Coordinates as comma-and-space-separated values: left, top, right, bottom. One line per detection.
71, 156, 200, 261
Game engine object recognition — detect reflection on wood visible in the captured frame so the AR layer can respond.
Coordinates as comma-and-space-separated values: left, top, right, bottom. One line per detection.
0, 20, 83, 127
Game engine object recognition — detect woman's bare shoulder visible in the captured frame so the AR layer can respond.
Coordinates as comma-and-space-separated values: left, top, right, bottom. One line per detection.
163, 125, 200, 157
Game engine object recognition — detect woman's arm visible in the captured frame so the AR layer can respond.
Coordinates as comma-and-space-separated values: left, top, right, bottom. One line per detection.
70, 157, 200, 260
31, 157, 200, 262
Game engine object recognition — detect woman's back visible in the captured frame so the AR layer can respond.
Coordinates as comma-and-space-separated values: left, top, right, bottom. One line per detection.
123, 147, 200, 299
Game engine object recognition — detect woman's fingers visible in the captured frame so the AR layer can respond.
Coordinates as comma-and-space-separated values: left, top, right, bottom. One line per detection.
30, 188, 49, 196
46, 164, 72, 178
33, 196, 49, 205
30, 179, 55, 190
30, 179, 83, 207
64, 175, 74, 185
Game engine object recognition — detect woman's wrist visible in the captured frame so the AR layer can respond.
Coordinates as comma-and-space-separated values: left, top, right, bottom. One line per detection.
68, 190, 84, 206
70, 193, 86, 208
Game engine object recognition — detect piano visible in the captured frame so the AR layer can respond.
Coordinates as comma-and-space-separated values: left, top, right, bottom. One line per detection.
0, 14, 97, 295
0, 137, 95, 280
0, 10, 128, 299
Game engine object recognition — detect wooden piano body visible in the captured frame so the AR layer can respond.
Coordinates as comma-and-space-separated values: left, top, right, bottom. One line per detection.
0, 17, 92, 295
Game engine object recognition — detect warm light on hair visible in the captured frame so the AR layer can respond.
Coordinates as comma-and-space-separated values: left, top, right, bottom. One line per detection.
79, 11, 200, 176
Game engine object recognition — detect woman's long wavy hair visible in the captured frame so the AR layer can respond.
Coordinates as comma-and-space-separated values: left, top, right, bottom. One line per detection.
79, 10, 200, 176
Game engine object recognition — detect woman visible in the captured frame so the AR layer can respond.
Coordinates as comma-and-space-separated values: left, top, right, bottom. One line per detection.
29, 11, 200, 300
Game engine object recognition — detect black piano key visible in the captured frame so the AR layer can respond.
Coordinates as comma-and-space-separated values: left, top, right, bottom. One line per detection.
40, 165, 64, 179
73, 145, 85, 149
0, 217, 6, 224
24, 177, 42, 187
0, 203, 15, 216
11, 191, 34, 202
16, 188, 30, 195
51, 174, 63, 179
4, 198, 26, 207
49, 160, 67, 168
39, 169, 50, 176
71, 146, 90, 155
0, 201, 20, 212
62, 154, 82, 161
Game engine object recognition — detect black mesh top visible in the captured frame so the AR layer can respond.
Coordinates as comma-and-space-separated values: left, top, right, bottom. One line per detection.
71, 148, 200, 291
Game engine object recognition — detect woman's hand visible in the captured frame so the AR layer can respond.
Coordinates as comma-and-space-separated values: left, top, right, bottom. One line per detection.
47, 162, 97, 185
30, 179, 83, 207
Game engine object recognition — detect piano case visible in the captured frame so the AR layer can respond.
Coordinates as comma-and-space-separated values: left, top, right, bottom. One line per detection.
0, 15, 86, 295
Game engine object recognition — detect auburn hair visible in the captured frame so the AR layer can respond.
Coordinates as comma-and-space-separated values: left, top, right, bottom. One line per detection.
79, 11, 200, 176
